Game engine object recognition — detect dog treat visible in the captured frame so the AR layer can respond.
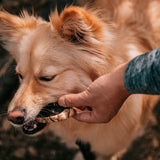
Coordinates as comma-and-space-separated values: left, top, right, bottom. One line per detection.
35, 107, 76, 123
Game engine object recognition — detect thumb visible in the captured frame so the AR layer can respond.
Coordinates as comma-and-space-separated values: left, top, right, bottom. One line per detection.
58, 91, 89, 107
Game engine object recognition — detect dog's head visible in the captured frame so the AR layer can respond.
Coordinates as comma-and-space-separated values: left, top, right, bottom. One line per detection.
0, 6, 115, 135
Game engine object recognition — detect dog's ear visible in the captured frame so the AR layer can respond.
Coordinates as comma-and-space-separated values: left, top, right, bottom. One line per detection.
50, 6, 103, 43
0, 11, 37, 54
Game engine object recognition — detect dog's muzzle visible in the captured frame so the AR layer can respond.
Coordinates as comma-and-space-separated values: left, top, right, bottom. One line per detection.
8, 103, 76, 135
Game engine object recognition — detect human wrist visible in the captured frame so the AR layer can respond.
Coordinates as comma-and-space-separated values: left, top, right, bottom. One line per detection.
111, 62, 131, 99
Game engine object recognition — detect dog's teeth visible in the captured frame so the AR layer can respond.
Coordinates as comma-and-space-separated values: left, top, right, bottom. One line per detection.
33, 124, 37, 129
43, 119, 46, 123
37, 118, 42, 123
24, 126, 27, 130
28, 128, 34, 131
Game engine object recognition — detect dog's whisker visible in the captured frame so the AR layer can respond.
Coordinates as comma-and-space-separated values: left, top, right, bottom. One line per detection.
40, 109, 54, 115
0, 112, 8, 116
36, 113, 45, 118
0, 109, 8, 116
41, 108, 53, 112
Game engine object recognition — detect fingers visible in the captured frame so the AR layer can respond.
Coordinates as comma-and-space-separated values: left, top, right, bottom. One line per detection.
58, 91, 90, 107
73, 112, 97, 123
73, 111, 109, 123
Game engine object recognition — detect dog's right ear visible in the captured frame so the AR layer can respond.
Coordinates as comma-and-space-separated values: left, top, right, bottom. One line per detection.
50, 6, 103, 44
0, 11, 37, 55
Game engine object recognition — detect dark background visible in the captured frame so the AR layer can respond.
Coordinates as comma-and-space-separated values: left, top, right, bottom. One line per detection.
0, 0, 160, 160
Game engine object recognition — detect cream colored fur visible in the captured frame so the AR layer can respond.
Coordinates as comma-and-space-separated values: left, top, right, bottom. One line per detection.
0, 0, 160, 159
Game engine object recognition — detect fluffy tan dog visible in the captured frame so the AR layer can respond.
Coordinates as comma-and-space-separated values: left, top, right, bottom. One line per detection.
0, 0, 160, 159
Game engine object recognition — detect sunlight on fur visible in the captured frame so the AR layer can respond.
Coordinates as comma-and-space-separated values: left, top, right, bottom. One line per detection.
0, 0, 160, 159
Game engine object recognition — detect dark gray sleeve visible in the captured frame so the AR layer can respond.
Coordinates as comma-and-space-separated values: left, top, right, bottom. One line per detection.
124, 47, 160, 94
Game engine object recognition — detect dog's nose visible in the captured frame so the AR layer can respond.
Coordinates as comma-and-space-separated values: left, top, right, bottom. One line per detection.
8, 108, 26, 125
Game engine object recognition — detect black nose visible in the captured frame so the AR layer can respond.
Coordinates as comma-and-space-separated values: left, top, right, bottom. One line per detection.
8, 107, 26, 125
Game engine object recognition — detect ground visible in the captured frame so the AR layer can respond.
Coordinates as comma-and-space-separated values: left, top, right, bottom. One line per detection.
0, 0, 160, 160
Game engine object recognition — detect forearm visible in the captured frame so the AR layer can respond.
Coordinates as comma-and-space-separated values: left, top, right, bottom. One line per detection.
124, 47, 160, 94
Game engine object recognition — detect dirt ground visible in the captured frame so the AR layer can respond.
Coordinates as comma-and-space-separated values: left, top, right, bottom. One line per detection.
0, 0, 160, 160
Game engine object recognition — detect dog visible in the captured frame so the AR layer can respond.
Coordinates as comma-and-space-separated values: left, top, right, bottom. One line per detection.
0, 0, 160, 159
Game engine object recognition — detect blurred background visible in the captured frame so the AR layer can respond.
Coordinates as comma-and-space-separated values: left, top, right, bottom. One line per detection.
0, 0, 160, 160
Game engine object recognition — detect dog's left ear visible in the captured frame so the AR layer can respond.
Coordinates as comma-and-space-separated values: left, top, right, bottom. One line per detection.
0, 11, 37, 54
50, 6, 103, 43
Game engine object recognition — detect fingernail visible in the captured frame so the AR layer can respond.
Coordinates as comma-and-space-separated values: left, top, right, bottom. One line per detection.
59, 97, 66, 107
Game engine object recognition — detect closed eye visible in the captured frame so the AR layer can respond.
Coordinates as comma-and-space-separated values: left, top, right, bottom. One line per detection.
39, 75, 56, 81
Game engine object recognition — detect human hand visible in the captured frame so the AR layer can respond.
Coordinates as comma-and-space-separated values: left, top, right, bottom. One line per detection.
58, 63, 131, 123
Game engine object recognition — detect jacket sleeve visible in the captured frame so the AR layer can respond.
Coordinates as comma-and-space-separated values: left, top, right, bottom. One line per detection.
124, 47, 160, 94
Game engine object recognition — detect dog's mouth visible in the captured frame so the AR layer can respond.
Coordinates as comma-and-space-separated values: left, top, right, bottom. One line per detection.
22, 102, 76, 135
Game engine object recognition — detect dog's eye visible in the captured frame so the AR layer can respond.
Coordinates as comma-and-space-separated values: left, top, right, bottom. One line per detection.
39, 75, 56, 82
18, 74, 23, 79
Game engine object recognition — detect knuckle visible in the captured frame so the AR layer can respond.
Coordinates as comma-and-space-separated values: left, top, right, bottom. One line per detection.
65, 96, 75, 107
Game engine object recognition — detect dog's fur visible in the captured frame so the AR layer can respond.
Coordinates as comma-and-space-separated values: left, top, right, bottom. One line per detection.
1, 0, 160, 159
